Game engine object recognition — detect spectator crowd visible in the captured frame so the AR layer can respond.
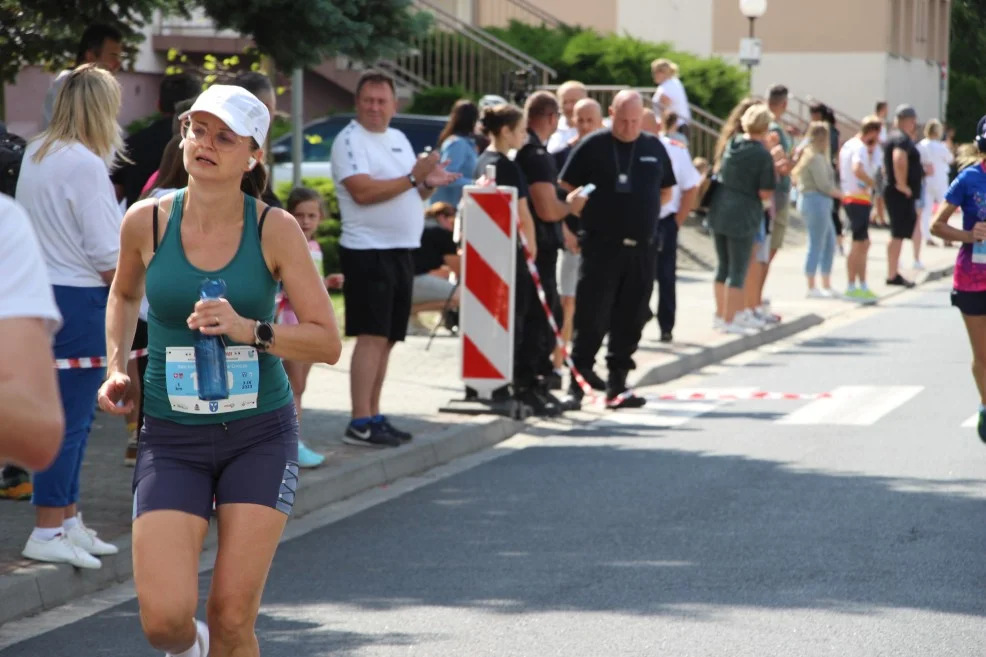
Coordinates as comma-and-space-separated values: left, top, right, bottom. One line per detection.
0, 24, 967, 580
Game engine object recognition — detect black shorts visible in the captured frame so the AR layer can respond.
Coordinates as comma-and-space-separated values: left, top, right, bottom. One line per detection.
952, 290, 986, 316
340, 247, 414, 341
844, 203, 871, 242
885, 192, 917, 239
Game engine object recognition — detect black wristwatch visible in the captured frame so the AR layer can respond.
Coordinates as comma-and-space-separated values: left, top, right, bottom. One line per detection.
408, 173, 418, 188
254, 321, 275, 352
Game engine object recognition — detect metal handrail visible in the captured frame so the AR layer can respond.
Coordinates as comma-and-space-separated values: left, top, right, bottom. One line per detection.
414, 0, 556, 79
487, 0, 562, 27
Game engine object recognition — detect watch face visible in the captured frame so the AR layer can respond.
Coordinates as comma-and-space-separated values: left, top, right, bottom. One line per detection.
257, 322, 275, 342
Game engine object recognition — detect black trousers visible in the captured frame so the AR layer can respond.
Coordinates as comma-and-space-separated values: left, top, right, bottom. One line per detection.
654, 217, 678, 334
514, 247, 558, 387
571, 238, 656, 375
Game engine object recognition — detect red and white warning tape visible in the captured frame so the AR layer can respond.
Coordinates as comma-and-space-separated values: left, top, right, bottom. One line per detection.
54, 348, 149, 370
652, 390, 832, 402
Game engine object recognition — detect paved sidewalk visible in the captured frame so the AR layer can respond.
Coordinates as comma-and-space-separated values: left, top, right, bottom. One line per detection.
0, 215, 956, 625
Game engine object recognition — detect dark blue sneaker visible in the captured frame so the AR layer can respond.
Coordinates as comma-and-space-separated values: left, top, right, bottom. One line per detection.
977, 410, 986, 444
344, 421, 400, 448
377, 417, 413, 443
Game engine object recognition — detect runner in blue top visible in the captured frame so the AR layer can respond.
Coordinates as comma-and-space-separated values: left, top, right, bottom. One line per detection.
931, 114, 986, 443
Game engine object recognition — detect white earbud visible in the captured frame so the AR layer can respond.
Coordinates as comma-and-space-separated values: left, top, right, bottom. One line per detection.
247, 157, 257, 170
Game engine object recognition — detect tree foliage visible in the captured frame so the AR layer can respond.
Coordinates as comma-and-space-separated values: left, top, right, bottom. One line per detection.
485, 22, 747, 119
198, 0, 431, 71
947, 0, 985, 140
0, 0, 188, 83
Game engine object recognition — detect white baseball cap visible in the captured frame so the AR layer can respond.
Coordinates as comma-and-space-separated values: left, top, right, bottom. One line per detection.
180, 84, 271, 146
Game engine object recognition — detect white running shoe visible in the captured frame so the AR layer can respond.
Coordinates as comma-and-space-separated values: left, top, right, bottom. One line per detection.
733, 309, 766, 330
66, 513, 119, 556
807, 288, 827, 299
913, 261, 926, 271
713, 315, 726, 331
754, 307, 781, 325
724, 322, 756, 336
22, 533, 101, 569
166, 620, 209, 657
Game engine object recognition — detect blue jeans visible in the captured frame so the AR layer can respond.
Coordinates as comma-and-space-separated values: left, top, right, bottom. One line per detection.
798, 191, 836, 278
33, 285, 108, 508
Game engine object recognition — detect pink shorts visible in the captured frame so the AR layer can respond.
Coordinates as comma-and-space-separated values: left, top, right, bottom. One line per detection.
276, 294, 299, 326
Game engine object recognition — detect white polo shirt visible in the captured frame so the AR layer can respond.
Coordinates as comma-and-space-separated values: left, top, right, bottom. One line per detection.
547, 115, 578, 154
659, 135, 701, 217
331, 120, 424, 250
16, 140, 122, 288
0, 194, 61, 334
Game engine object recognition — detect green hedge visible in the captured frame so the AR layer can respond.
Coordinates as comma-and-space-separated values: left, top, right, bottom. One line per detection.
406, 85, 477, 115
274, 177, 342, 274
485, 22, 747, 119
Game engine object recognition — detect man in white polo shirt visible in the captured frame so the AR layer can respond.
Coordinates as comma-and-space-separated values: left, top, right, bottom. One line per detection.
331, 70, 459, 449
642, 109, 700, 342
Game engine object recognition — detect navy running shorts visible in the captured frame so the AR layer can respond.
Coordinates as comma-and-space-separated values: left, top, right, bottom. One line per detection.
952, 290, 986, 317
132, 403, 300, 521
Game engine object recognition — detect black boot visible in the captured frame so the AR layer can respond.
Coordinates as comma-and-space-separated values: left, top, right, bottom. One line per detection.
515, 385, 561, 417
606, 370, 646, 409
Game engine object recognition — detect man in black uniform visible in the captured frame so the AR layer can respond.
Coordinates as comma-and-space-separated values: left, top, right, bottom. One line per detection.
560, 90, 676, 408
883, 104, 923, 289
515, 91, 587, 405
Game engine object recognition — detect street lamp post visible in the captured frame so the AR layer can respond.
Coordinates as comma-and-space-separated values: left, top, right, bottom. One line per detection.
739, 0, 767, 91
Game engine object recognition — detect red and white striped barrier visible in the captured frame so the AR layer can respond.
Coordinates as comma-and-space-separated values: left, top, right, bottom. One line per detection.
460, 185, 517, 397
652, 390, 833, 401
54, 348, 149, 370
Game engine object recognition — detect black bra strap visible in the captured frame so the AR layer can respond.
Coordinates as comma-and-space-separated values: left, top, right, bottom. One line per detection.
258, 206, 272, 241
152, 201, 160, 253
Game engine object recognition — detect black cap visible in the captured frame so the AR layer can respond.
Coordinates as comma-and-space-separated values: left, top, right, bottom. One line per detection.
977, 115, 986, 139
895, 104, 917, 120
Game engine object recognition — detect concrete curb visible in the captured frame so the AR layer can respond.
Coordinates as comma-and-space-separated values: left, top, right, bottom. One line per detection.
0, 263, 952, 627
634, 313, 825, 389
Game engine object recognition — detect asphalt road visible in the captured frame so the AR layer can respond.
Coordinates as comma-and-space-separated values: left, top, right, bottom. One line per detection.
3, 281, 986, 656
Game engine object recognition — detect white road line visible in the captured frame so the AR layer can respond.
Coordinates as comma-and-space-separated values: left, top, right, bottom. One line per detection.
962, 414, 978, 428
777, 386, 923, 426
600, 387, 760, 430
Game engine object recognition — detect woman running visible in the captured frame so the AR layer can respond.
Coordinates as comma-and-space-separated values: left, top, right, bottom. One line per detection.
930, 115, 986, 442
98, 84, 341, 657
278, 187, 332, 468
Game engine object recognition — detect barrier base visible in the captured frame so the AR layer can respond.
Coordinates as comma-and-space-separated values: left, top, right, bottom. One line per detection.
439, 398, 532, 420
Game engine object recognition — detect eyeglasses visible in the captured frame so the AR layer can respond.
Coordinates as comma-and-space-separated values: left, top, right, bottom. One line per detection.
181, 120, 247, 152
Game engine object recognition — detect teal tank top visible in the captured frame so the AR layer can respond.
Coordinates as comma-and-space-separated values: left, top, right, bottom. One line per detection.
143, 189, 292, 424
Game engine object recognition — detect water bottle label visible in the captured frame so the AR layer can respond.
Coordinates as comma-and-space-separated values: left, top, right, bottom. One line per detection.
165, 346, 260, 414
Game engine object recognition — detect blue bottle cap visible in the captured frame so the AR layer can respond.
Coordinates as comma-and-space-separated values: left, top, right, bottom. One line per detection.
199, 278, 227, 300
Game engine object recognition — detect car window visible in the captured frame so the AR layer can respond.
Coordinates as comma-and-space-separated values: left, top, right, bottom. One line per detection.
303, 120, 345, 162
395, 122, 444, 154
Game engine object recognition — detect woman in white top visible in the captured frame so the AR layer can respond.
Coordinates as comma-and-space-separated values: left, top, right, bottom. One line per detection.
918, 119, 954, 253
650, 58, 692, 140
14, 64, 124, 569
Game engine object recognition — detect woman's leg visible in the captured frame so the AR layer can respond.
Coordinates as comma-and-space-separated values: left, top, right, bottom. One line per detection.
283, 361, 310, 425
912, 218, 923, 264
801, 194, 824, 288
133, 511, 210, 653
207, 504, 288, 657
961, 314, 986, 405
713, 232, 729, 320
725, 235, 754, 323
819, 199, 837, 289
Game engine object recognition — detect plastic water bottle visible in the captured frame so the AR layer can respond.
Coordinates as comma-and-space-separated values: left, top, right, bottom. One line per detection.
194, 278, 229, 401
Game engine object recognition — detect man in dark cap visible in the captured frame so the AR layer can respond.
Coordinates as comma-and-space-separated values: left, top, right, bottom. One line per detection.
883, 104, 923, 288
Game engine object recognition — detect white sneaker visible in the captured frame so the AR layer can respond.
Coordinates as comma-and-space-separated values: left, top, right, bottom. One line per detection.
22, 533, 101, 569
167, 620, 209, 657
819, 288, 836, 298
733, 309, 766, 330
754, 307, 781, 325
913, 261, 926, 271
724, 322, 756, 336
66, 513, 119, 556
807, 288, 827, 299
713, 315, 726, 331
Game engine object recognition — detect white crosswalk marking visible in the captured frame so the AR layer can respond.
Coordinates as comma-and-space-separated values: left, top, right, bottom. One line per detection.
777, 385, 924, 426
597, 387, 761, 430
962, 414, 978, 428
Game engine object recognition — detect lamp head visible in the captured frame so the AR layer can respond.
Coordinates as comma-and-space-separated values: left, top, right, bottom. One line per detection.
740, 0, 767, 18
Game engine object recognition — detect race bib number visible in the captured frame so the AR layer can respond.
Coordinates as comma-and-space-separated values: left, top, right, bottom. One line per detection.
165, 346, 260, 414
974, 242, 986, 265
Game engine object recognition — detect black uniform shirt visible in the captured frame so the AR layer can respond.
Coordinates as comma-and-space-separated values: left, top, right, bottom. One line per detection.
413, 223, 457, 275
515, 130, 563, 250
554, 143, 580, 234
883, 130, 923, 201
560, 129, 676, 242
